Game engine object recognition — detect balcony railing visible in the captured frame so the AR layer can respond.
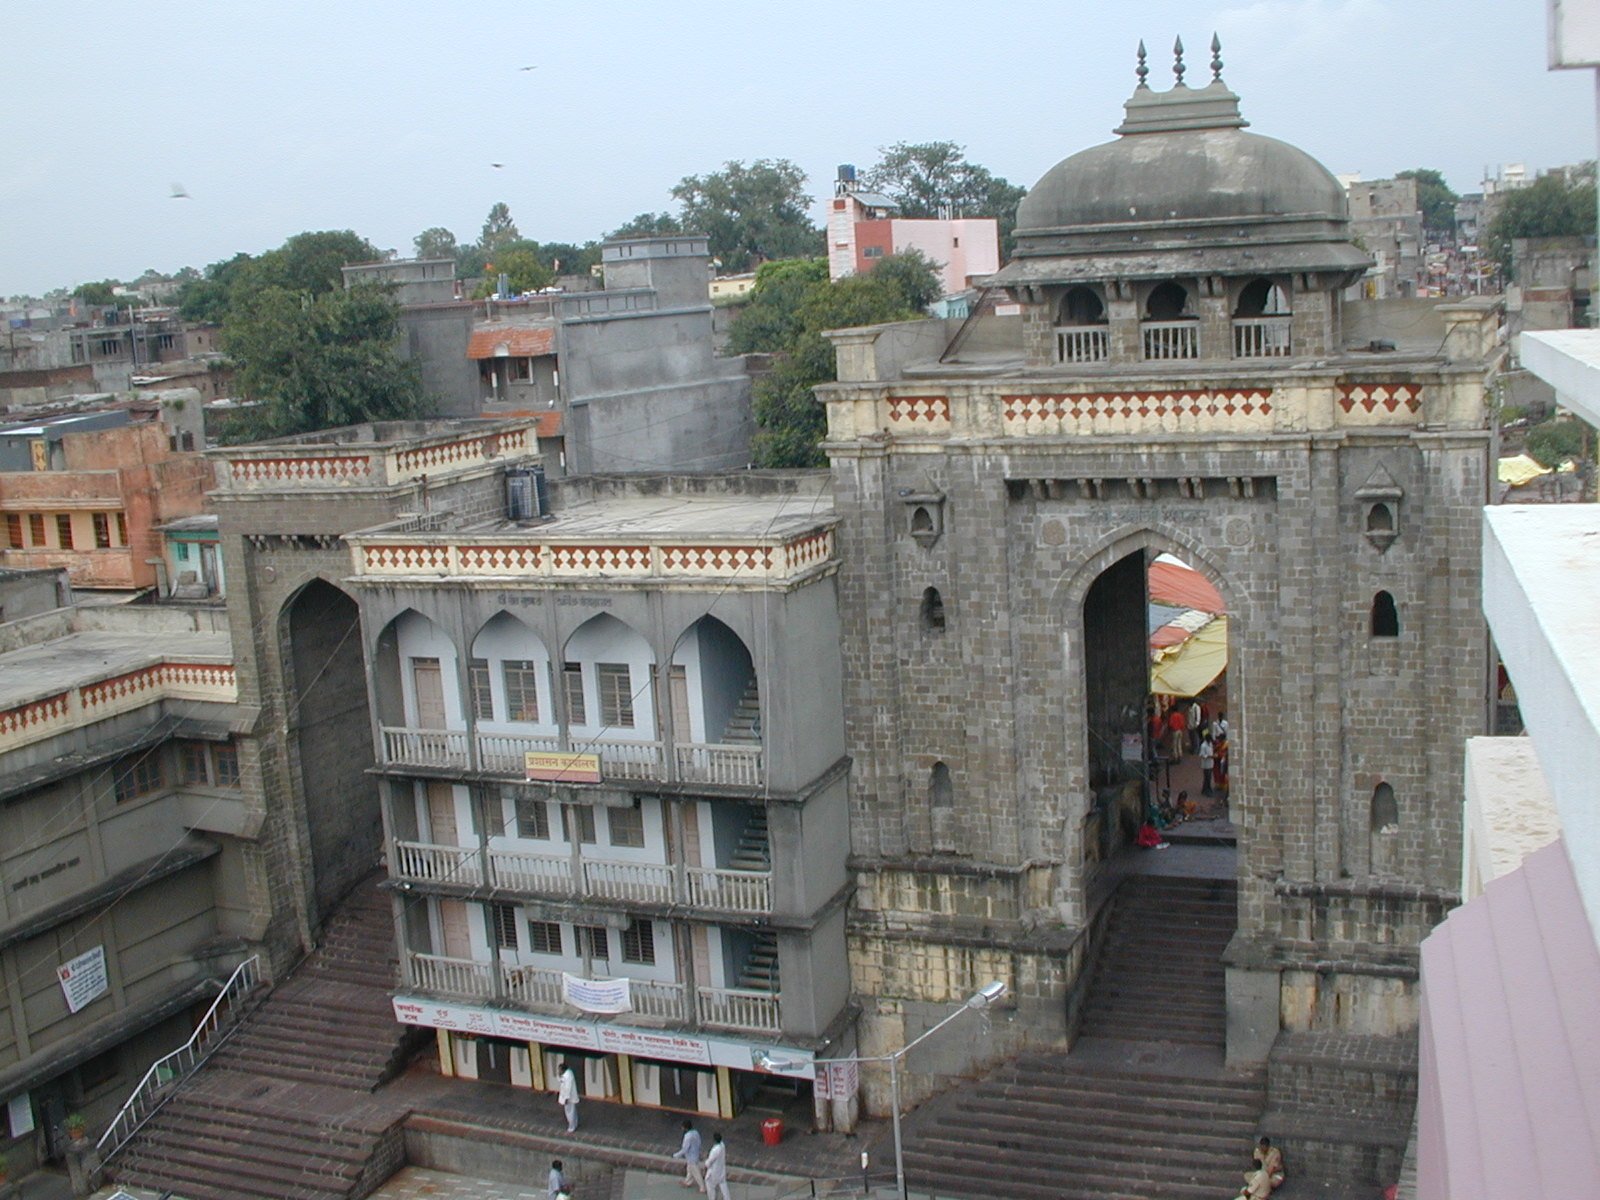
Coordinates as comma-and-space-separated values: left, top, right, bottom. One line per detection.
502, 962, 563, 1006
393, 841, 484, 887
401, 846, 772, 915
696, 986, 781, 1033
380, 726, 760, 786
411, 953, 496, 999
1233, 315, 1293, 358
628, 978, 690, 1020
1055, 326, 1109, 364
675, 744, 763, 787
489, 848, 574, 894
1141, 320, 1199, 360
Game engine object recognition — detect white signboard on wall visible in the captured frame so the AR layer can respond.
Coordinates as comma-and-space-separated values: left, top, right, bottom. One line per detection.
7, 1093, 34, 1137
57, 945, 108, 1014
1550, 0, 1600, 66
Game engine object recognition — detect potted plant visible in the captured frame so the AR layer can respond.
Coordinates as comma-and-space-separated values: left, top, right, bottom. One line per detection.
64, 1112, 87, 1143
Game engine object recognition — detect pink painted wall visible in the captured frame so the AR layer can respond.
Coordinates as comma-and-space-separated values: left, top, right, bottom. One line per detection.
885, 218, 1000, 295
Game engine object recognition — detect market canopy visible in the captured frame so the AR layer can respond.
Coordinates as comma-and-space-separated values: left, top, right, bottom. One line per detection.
1498, 454, 1551, 487
1148, 557, 1228, 697
1152, 614, 1229, 697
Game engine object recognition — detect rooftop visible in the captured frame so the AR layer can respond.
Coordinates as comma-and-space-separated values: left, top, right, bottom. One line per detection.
0, 628, 231, 713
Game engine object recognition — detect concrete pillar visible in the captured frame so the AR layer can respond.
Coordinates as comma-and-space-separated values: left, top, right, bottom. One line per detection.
1199, 293, 1232, 361
1107, 298, 1141, 364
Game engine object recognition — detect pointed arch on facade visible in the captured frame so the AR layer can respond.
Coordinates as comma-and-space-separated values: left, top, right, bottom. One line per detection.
670, 614, 758, 747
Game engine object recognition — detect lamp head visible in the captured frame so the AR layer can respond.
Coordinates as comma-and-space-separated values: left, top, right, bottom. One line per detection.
970, 980, 1008, 1007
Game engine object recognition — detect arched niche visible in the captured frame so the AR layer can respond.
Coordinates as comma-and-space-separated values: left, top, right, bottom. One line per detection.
929, 761, 956, 852
1233, 277, 1291, 317
1371, 591, 1399, 638
920, 586, 947, 632
470, 611, 554, 728
564, 612, 656, 736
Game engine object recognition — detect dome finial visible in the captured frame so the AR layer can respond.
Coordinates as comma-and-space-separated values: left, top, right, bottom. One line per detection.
1173, 35, 1186, 85
1135, 40, 1149, 88
1210, 33, 1224, 81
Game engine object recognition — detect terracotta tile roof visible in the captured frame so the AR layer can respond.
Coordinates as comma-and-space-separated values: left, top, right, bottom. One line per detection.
467, 325, 555, 360
487, 410, 563, 438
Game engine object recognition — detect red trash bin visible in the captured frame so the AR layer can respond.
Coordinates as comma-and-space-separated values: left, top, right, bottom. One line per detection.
761, 1117, 783, 1146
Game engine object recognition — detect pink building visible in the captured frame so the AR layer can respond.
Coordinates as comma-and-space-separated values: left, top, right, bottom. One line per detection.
826, 169, 1000, 297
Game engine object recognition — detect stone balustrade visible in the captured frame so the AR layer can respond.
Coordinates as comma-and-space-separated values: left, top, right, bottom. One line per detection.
214, 422, 538, 492
0, 659, 237, 756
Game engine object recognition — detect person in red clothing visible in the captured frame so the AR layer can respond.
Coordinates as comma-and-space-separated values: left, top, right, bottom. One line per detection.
1166, 705, 1187, 759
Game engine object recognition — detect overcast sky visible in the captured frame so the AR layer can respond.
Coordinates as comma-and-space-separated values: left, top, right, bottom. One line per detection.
3, 0, 1593, 297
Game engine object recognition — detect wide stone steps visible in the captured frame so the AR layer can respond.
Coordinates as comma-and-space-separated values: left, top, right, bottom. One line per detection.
109, 875, 411, 1200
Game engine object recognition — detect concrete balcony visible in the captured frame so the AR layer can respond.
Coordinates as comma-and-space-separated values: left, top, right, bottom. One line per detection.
391, 843, 774, 916
1233, 315, 1293, 359
380, 725, 762, 788
409, 953, 695, 1023
695, 985, 781, 1034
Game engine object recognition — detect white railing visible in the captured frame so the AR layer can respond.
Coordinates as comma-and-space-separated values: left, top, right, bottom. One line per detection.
583, 859, 676, 903
410, 952, 496, 999
1055, 326, 1109, 363
675, 743, 764, 787
593, 738, 664, 780
98, 955, 261, 1162
477, 731, 562, 774
696, 986, 781, 1033
1233, 315, 1293, 358
687, 867, 772, 914
382, 726, 469, 769
626, 978, 689, 1019
502, 962, 564, 1006
489, 848, 575, 893
1141, 320, 1199, 360
393, 840, 483, 887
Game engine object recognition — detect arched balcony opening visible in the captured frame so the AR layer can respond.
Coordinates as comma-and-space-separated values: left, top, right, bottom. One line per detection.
1055, 285, 1109, 363
469, 611, 558, 775
671, 615, 763, 787
561, 613, 660, 781
1141, 281, 1198, 360
376, 609, 471, 772
1233, 277, 1293, 358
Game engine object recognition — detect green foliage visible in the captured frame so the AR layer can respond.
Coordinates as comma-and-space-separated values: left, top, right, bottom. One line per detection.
1525, 417, 1589, 467
530, 240, 602, 276
862, 141, 1027, 254
479, 202, 520, 255
414, 226, 458, 259
175, 231, 376, 324
671, 159, 822, 272
1395, 169, 1459, 234
609, 211, 683, 239
72, 279, 120, 307
219, 284, 430, 443
455, 243, 489, 280
177, 253, 256, 322
739, 254, 936, 467
1485, 169, 1598, 275
474, 248, 554, 297
866, 249, 943, 310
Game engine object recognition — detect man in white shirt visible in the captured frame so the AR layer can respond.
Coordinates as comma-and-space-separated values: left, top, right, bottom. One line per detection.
704, 1131, 730, 1200
556, 1061, 579, 1132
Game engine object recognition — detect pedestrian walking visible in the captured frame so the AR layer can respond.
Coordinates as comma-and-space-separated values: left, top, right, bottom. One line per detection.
1167, 704, 1187, 759
547, 1158, 568, 1200
1200, 735, 1215, 795
671, 1119, 705, 1190
704, 1131, 731, 1200
556, 1060, 579, 1133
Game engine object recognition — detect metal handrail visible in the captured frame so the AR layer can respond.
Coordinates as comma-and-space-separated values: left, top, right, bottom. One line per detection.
96, 954, 261, 1162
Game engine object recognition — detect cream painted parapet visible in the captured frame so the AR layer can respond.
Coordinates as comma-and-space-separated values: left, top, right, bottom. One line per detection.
345, 527, 836, 588
0, 658, 237, 755
213, 421, 540, 492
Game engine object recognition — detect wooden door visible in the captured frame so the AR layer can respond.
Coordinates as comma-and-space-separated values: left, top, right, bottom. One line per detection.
426, 782, 458, 845
669, 665, 692, 743
438, 898, 471, 958
412, 658, 446, 727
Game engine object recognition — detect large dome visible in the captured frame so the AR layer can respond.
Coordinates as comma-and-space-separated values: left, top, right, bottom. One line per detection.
1017, 126, 1348, 233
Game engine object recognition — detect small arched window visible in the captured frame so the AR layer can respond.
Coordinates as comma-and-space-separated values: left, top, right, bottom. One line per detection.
1370, 782, 1399, 833
1234, 277, 1291, 317
1366, 503, 1394, 534
930, 761, 955, 851
911, 507, 934, 535
1058, 286, 1106, 325
920, 586, 946, 632
1145, 281, 1191, 320
1371, 591, 1399, 638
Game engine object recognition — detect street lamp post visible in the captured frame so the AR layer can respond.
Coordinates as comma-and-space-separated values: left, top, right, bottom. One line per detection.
755, 979, 1007, 1200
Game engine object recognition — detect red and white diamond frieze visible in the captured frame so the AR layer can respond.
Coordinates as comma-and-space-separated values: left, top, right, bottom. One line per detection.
1002, 389, 1275, 432
885, 395, 952, 428
1337, 383, 1423, 415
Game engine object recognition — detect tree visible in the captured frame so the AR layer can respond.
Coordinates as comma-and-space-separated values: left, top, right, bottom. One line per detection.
862, 141, 1028, 253
739, 253, 938, 467
1395, 169, 1459, 235
1525, 417, 1589, 467
479, 202, 520, 255
867, 249, 943, 311
671, 160, 822, 272
219, 284, 430, 443
474, 248, 554, 297
1485, 167, 1598, 275
414, 227, 458, 259
177, 252, 256, 322
609, 211, 682, 240
726, 258, 831, 354
71, 280, 119, 307
252, 230, 379, 298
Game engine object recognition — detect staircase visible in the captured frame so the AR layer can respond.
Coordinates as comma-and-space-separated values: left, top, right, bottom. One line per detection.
110, 877, 416, 1200
1077, 874, 1235, 1049
737, 931, 780, 991
723, 676, 761, 743
899, 1054, 1267, 1200
728, 807, 771, 871
898, 872, 1259, 1200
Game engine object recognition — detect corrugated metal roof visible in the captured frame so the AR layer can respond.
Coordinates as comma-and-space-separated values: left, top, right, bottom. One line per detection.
467, 325, 556, 360
1417, 837, 1600, 1200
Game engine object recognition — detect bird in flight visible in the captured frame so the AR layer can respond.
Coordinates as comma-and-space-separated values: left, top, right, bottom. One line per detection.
170, 183, 191, 199
491, 163, 505, 169
518, 65, 537, 71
